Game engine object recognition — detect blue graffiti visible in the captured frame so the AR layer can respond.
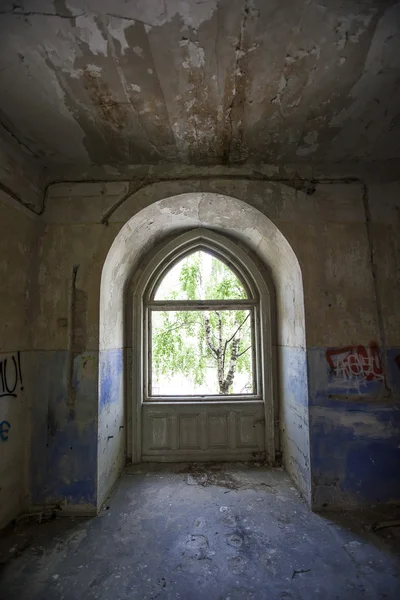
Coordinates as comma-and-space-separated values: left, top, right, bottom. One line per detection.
0, 420, 11, 441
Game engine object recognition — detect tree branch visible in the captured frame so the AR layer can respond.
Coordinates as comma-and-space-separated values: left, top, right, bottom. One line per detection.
220, 337, 240, 394
216, 311, 224, 388
216, 311, 223, 349
236, 345, 251, 359
222, 339, 228, 376
225, 313, 250, 345
204, 316, 219, 358
157, 318, 196, 336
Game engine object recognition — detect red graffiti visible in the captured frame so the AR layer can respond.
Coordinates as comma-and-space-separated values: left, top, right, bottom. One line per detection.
326, 342, 383, 383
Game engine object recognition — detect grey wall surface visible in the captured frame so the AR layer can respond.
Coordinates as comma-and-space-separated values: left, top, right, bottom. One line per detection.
25, 173, 399, 512
1, 165, 399, 528
0, 127, 45, 214
0, 192, 38, 529
1, 0, 399, 532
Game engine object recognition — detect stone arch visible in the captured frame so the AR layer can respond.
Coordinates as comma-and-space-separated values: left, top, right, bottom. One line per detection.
98, 192, 310, 507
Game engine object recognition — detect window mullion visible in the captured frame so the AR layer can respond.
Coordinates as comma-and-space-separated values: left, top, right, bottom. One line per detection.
149, 300, 256, 311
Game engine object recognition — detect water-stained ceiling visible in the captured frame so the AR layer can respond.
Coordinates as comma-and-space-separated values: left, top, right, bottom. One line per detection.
0, 0, 399, 170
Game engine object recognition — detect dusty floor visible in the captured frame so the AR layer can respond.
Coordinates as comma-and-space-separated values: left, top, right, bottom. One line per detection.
0, 464, 400, 600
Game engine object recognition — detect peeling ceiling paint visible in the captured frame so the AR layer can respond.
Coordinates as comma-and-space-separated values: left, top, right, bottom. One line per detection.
0, 0, 399, 170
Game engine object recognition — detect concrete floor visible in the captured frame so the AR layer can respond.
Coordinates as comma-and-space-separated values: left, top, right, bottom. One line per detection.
0, 464, 399, 600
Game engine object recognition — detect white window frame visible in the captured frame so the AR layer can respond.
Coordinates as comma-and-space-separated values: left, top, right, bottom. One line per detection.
129, 228, 277, 463
147, 246, 258, 400
132, 228, 274, 401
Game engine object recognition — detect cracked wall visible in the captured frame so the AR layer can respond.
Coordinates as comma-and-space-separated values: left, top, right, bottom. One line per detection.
0, 121, 46, 529
0, 126, 45, 213
98, 192, 309, 506
22, 174, 399, 513
0, 190, 38, 530
0, 0, 399, 530
0, 0, 400, 172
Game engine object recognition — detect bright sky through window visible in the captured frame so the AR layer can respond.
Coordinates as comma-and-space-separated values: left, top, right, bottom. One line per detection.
154, 250, 247, 301
150, 251, 254, 396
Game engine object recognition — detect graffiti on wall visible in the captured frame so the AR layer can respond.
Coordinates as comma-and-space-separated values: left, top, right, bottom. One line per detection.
0, 351, 22, 442
0, 420, 11, 441
326, 342, 383, 388
0, 351, 23, 398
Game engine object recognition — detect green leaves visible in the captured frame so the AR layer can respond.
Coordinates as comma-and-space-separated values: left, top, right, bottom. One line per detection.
152, 311, 206, 383
151, 251, 253, 395
180, 252, 202, 300
207, 255, 247, 300
155, 250, 247, 301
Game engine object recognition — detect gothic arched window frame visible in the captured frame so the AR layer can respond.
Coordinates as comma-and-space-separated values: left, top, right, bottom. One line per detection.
136, 229, 273, 404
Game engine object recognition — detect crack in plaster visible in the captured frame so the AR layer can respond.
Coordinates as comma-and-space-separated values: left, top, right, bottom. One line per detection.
101, 18, 163, 161
105, 0, 217, 32
98, 174, 362, 225
0, 116, 40, 159
362, 183, 391, 396
222, 0, 251, 164
0, 10, 85, 19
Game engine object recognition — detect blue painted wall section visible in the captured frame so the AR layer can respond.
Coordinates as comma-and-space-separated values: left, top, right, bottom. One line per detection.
279, 345, 311, 501
98, 348, 125, 506
308, 345, 400, 507
29, 348, 124, 511
28, 341, 400, 510
281, 346, 309, 407
30, 351, 98, 507
99, 348, 124, 409
387, 347, 400, 395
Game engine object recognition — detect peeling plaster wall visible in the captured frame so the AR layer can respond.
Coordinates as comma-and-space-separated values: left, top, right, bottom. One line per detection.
98, 191, 309, 506
1, 0, 399, 527
33, 174, 400, 511
0, 126, 44, 213
39, 179, 311, 509
0, 191, 37, 530
308, 181, 400, 507
1, 1, 400, 170
28, 188, 111, 511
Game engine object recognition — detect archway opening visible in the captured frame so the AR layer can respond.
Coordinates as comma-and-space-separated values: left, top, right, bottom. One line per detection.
129, 228, 275, 465
98, 192, 310, 508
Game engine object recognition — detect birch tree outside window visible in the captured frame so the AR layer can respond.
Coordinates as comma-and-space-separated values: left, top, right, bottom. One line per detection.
147, 249, 258, 398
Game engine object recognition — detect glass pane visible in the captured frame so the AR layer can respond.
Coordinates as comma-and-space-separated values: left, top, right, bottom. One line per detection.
150, 309, 254, 395
154, 250, 247, 300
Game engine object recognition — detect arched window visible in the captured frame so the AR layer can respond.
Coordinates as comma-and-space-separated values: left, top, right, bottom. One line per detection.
149, 249, 255, 397
130, 228, 275, 462
139, 230, 270, 402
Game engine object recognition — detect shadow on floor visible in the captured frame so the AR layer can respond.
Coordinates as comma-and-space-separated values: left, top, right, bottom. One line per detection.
1, 463, 399, 600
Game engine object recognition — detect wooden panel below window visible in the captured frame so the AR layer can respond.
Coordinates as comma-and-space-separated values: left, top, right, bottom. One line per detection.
142, 401, 265, 461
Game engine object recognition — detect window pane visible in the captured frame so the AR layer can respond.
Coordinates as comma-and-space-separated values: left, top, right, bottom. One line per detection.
154, 250, 247, 300
150, 309, 254, 396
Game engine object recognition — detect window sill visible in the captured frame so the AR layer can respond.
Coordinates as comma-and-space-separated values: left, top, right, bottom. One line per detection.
143, 395, 263, 404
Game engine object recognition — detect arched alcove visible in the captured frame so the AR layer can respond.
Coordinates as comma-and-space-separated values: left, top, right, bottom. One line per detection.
98, 193, 310, 508
130, 228, 276, 466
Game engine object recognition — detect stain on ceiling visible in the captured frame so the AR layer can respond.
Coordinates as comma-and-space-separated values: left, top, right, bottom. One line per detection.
0, 0, 399, 169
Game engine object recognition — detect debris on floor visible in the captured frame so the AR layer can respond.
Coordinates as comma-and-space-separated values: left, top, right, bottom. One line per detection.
0, 463, 399, 600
